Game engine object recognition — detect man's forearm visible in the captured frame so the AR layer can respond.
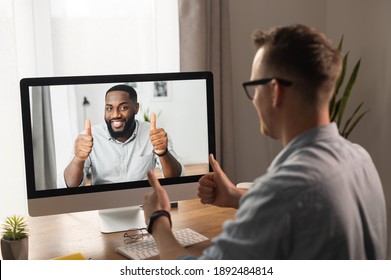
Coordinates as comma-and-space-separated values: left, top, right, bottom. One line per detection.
159, 152, 182, 178
151, 217, 189, 259
232, 188, 248, 209
64, 157, 85, 187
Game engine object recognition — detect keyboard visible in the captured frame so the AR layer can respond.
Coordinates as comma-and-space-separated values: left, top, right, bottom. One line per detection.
116, 228, 209, 260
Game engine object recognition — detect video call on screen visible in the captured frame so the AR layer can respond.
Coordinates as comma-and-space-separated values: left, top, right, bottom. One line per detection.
28, 78, 210, 191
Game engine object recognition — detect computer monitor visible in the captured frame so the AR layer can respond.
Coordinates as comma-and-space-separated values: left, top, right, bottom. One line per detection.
20, 71, 215, 232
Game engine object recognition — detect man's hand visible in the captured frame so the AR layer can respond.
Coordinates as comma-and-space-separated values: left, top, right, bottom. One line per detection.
149, 113, 168, 156
64, 120, 93, 187
143, 170, 188, 259
74, 119, 93, 162
198, 154, 243, 208
143, 170, 171, 223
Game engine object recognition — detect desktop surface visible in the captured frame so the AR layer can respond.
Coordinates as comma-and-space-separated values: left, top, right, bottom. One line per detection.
24, 199, 236, 260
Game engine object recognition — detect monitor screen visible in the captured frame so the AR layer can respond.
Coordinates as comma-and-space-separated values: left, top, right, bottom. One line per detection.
20, 71, 215, 232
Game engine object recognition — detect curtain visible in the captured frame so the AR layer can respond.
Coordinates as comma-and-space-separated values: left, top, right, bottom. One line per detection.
178, 0, 237, 181
32, 86, 57, 190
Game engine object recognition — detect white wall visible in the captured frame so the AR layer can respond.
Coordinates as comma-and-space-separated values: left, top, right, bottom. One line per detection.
229, 0, 391, 258
0, 0, 38, 220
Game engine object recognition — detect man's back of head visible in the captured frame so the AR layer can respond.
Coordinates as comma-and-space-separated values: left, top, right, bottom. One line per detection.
252, 24, 342, 106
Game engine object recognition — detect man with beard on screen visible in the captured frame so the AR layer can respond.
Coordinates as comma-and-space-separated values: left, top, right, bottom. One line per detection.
59, 84, 183, 188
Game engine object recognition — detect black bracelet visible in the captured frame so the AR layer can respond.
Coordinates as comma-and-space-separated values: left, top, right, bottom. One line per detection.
154, 148, 168, 157
147, 210, 172, 234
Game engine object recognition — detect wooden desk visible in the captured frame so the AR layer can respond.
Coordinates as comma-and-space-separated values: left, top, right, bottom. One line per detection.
26, 199, 236, 260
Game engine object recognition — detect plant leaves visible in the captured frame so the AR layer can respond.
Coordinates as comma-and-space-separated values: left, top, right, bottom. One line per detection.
342, 110, 369, 138
2, 215, 28, 240
337, 59, 361, 126
331, 51, 348, 118
337, 35, 344, 51
341, 102, 364, 134
331, 99, 341, 122
330, 35, 367, 139
335, 52, 349, 98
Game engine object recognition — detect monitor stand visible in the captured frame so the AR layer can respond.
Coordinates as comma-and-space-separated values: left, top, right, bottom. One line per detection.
98, 205, 146, 233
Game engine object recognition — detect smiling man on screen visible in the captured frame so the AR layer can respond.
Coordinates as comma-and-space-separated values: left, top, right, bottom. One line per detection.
59, 84, 182, 187
143, 24, 387, 259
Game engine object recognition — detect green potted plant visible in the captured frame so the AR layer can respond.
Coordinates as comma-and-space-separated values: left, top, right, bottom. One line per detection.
140, 105, 161, 123
1, 215, 29, 260
330, 36, 368, 138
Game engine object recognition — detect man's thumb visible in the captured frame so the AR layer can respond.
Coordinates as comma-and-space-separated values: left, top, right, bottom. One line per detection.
209, 154, 222, 173
85, 119, 92, 136
150, 113, 156, 130
147, 170, 162, 192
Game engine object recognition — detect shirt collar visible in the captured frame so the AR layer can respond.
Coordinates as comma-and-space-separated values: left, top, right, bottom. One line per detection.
268, 122, 340, 170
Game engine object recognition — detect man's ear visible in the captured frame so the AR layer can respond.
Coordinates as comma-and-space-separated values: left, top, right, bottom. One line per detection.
135, 103, 140, 114
271, 80, 284, 108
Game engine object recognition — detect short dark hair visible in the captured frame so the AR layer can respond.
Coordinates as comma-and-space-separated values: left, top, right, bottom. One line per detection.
252, 24, 342, 102
105, 84, 137, 103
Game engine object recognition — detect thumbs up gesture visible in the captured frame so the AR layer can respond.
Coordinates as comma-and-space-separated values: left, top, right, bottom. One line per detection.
74, 119, 94, 161
149, 113, 168, 156
198, 154, 240, 208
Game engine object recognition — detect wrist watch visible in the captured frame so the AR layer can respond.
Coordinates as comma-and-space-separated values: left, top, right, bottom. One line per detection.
147, 210, 172, 234
153, 148, 168, 157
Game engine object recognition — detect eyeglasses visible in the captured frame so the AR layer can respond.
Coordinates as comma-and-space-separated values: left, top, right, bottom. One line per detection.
242, 78, 293, 100
123, 228, 149, 244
